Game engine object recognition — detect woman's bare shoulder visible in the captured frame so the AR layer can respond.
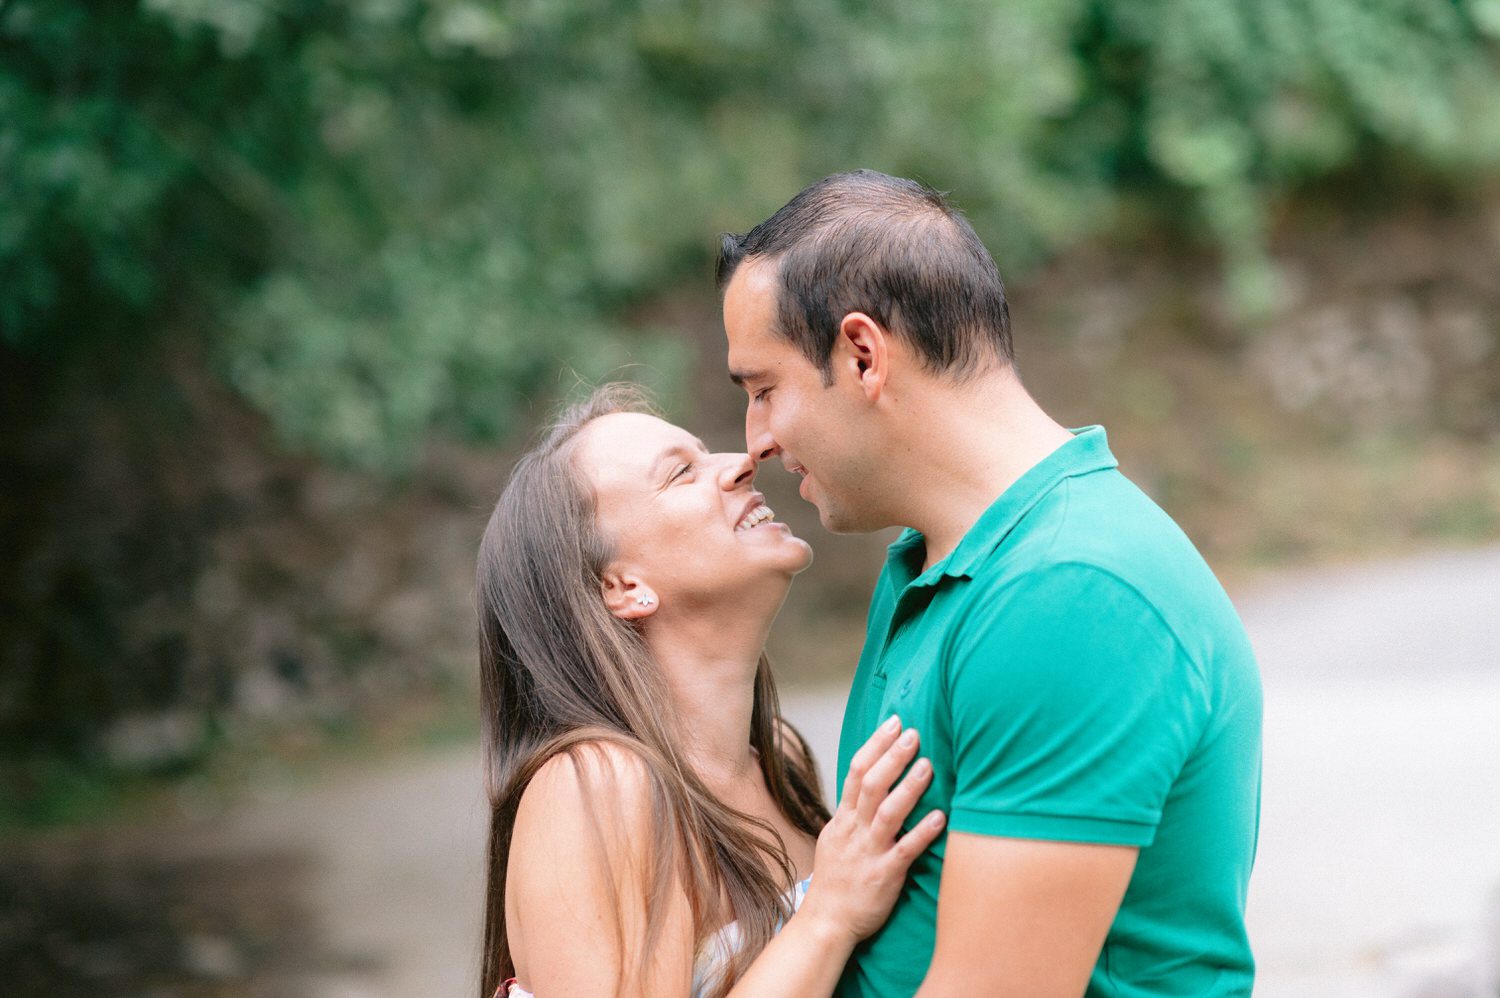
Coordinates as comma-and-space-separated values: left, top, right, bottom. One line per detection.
507, 742, 659, 962
511, 740, 657, 874
506, 740, 695, 994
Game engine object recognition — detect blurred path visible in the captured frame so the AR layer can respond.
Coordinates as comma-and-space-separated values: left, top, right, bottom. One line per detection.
216, 750, 489, 997
212, 544, 1499, 997
1237, 543, 1500, 997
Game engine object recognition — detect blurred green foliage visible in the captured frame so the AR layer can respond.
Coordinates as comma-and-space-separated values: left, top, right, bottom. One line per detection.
4, 0, 1499, 466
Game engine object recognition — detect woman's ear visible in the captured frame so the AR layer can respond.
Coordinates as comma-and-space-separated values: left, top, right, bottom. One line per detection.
835, 311, 890, 402
602, 571, 658, 621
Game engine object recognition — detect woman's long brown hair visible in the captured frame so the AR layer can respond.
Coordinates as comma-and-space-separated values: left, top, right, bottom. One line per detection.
476, 384, 830, 997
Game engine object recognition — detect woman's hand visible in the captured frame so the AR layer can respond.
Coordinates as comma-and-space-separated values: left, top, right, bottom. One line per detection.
797, 715, 946, 946
720, 717, 945, 998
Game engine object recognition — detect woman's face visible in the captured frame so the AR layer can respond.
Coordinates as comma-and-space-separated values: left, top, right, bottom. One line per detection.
574, 412, 813, 613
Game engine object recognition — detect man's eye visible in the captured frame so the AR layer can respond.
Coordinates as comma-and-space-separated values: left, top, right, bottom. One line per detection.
754, 388, 771, 402
671, 462, 693, 482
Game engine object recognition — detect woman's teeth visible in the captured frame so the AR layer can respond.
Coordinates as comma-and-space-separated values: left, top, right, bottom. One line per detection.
735, 504, 775, 531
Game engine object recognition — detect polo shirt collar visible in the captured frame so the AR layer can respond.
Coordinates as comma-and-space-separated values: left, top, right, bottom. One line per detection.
890, 426, 1118, 590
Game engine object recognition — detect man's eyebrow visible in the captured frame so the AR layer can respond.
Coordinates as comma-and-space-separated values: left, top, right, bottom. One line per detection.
728, 368, 761, 387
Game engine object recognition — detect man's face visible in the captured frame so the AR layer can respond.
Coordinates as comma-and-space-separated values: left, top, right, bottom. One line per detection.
723, 259, 881, 533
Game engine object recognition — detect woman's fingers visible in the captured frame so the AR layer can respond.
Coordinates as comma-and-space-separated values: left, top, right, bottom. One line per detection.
893, 810, 947, 862
840, 715, 902, 814
833, 718, 946, 892
871, 756, 933, 837
855, 727, 921, 824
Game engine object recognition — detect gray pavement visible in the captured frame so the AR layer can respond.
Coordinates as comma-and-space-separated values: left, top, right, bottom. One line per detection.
219, 544, 1500, 997
1233, 544, 1500, 998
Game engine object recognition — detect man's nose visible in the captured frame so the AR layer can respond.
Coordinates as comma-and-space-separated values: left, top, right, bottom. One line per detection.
745, 409, 780, 464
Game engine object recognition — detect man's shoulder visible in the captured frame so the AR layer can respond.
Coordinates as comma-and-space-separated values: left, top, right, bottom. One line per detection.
957, 470, 1252, 674
972, 469, 1223, 608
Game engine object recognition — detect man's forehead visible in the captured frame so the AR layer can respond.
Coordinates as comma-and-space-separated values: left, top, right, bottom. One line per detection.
724, 259, 790, 380
731, 256, 780, 294
724, 259, 779, 323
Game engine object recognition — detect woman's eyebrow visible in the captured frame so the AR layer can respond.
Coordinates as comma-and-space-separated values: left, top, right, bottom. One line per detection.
651, 446, 679, 477
651, 441, 702, 474
651, 439, 708, 477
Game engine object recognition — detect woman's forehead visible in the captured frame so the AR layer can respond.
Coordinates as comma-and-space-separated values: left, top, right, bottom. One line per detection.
576, 412, 701, 489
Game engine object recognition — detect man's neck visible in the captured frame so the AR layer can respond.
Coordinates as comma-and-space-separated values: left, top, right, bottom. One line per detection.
891, 369, 1074, 571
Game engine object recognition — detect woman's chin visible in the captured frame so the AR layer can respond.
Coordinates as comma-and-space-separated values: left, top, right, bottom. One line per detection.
757, 540, 814, 585
787, 536, 815, 574
757, 529, 813, 574
741, 523, 814, 573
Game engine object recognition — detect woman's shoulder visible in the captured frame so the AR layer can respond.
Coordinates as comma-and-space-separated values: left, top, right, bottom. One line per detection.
506, 738, 698, 994
512, 739, 658, 867
524, 738, 654, 798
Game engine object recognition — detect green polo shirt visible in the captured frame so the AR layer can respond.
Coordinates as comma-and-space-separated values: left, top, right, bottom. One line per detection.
834, 426, 1261, 997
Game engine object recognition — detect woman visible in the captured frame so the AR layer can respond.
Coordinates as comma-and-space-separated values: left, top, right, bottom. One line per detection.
476, 384, 945, 997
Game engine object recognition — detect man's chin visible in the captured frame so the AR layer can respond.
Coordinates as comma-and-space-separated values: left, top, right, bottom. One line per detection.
811, 494, 891, 536
815, 502, 863, 536
803, 480, 878, 534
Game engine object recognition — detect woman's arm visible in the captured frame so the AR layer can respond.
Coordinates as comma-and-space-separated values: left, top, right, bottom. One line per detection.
727, 716, 946, 997
507, 744, 696, 996
508, 720, 942, 998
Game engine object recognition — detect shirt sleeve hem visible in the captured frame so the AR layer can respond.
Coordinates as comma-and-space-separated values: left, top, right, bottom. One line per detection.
948, 807, 1159, 847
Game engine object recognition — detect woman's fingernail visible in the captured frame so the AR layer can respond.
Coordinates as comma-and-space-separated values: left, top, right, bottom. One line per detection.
929, 812, 946, 826
882, 715, 900, 733
915, 758, 932, 777
900, 729, 918, 747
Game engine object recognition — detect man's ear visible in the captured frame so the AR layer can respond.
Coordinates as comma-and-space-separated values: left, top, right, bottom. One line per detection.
602, 571, 658, 621
835, 312, 890, 402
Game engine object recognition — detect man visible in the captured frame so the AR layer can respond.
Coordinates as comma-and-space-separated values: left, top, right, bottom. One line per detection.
718, 170, 1262, 997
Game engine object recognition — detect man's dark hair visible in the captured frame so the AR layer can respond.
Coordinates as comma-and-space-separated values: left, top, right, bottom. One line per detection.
716, 170, 1013, 382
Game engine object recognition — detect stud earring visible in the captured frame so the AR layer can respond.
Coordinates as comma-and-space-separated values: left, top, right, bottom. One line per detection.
635, 594, 655, 608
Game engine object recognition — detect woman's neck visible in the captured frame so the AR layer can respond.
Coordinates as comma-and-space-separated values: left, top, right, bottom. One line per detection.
643, 600, 772, 789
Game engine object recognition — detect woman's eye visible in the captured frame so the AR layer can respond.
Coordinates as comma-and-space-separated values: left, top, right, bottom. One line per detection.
671, 462, 693, 482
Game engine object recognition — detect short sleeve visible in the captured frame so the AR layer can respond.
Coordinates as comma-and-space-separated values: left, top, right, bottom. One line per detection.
945, 563, 1208, 846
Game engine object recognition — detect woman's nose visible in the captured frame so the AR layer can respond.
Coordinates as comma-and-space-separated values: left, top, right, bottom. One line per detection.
720, 452, 756, 490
